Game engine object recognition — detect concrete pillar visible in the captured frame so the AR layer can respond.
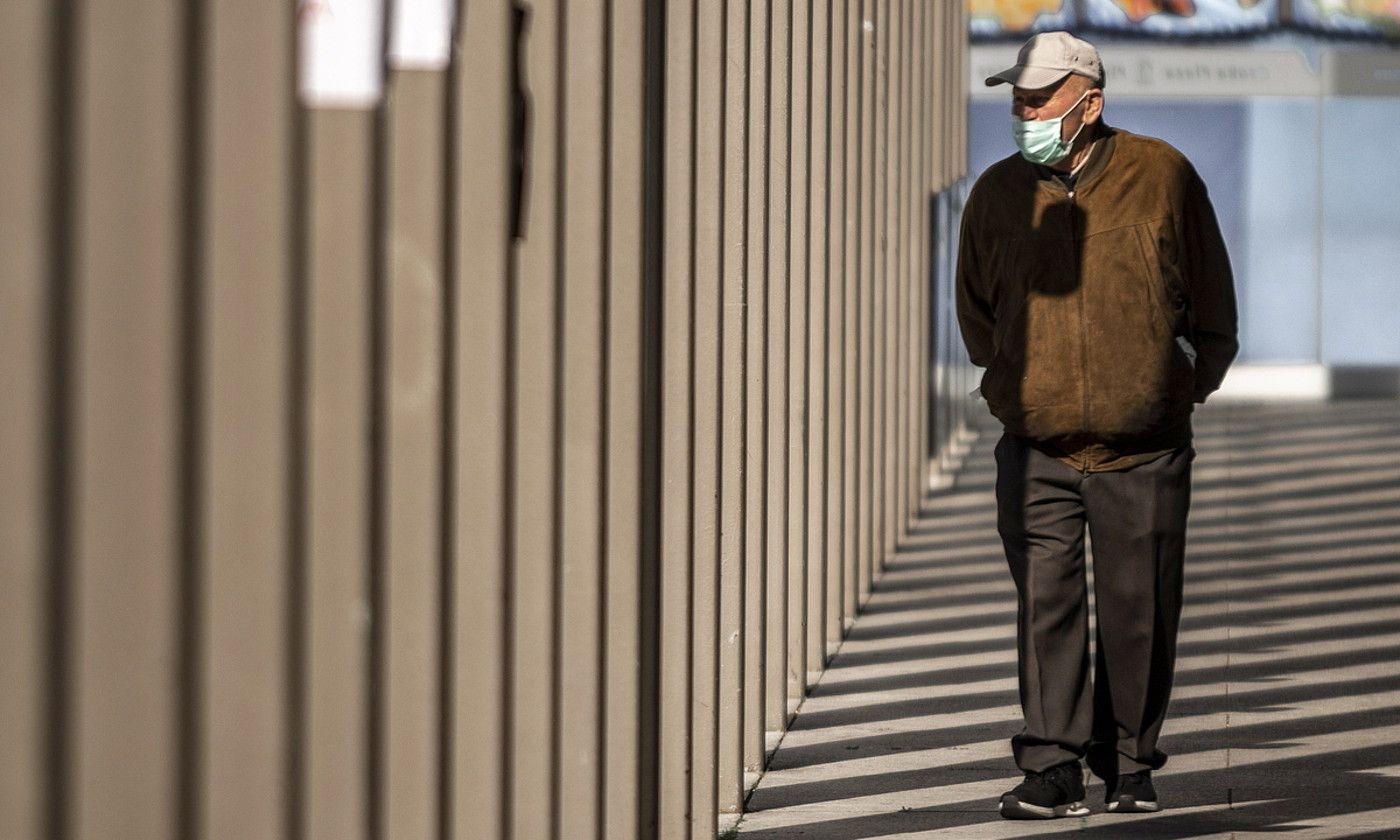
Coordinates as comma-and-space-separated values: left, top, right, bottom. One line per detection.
202, 3, 297, 838
718, 0, 752, 813
454, 2, 512, 838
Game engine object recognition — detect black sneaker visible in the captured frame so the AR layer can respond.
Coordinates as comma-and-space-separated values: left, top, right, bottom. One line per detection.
1106, 770, 1161, 813
999, 762, 1091, 820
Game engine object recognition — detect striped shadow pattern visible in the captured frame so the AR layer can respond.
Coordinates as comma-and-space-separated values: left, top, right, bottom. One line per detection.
733, 399, 1400, 838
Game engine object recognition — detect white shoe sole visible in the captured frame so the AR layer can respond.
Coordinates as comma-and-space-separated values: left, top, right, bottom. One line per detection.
999, 795, 1090, 820
1107, 797, 1161, 813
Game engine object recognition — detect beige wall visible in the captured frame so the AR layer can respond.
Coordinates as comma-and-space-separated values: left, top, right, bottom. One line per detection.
0, 1, 966, 839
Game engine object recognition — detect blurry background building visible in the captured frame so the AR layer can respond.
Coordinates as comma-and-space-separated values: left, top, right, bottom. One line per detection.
969, 0, 1400, 399
0, 2, 971, 840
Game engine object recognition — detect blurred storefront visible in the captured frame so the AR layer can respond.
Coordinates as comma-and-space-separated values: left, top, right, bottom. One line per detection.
967, 1, 1400, 398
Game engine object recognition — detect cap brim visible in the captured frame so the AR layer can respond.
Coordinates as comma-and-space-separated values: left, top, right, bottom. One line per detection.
983, 64, 1072, 90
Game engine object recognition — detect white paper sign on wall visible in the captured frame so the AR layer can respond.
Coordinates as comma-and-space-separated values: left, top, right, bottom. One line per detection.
389, 0, 456, 70
299, 0, 386, 108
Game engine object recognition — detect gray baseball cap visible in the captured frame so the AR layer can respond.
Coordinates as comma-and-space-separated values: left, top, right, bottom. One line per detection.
984, 31, 1104, 90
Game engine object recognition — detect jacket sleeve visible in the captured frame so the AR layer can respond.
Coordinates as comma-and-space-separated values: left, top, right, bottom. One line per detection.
1181, 165, 1239, 402
956, 203, 996, 368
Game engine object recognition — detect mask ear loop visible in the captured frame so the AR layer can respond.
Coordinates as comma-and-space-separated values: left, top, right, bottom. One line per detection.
1059, 89, 1094, 148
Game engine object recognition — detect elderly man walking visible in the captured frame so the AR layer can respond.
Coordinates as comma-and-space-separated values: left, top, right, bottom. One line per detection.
956, 32, 1239, 819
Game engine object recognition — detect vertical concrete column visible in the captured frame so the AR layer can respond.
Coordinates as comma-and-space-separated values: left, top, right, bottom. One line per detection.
691, 0, 726, 834
886, 0, 902, 559
893, 0, 910, 547
825, 0, 849, 653
718, 0, 751, 811
841, 0, 861, 629
929, 0, 949, 487
305, 106, 379, 840
0, 4, 50, 840
765, 0, 792, 735
909, 0, 919, 515
511, 0, 563, 837
785, 0, 812, 713
743, 0, 770, 775
870, 0, 888, 585
889, 0, 904, 568
70, 1, 188, 836
856, 0, 876, 606
941, 1, 954, 192
907, 0, 918, 532
892, 0, 908, 543
382, 63, 446, 840
956, 3, 968, 188
920, 0, 932, 507
659, 0, 697, 835
454, 2, 512, 839
909, 0, 919, 529
923, 0, 935, 511
558, 0, 608, 837
605, 1, 648, 837
804, 0, 832, 680
202, 2, 296, 838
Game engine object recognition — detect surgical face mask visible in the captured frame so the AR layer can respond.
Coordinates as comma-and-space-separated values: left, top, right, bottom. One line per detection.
1012, 90, 1090, 167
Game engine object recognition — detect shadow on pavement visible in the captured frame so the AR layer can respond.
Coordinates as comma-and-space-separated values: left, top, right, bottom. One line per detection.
737, 400, 1400, 839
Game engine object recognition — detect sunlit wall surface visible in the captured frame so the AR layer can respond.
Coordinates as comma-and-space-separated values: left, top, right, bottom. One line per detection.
969, 43, 1400, 369
0, 2, 971, 840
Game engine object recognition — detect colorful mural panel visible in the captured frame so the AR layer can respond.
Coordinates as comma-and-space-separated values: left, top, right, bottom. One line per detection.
969, 0, 1078, 37
960, 0, 1400, 38
1293, 0, 1400, 38
1082, 0, 1280, 34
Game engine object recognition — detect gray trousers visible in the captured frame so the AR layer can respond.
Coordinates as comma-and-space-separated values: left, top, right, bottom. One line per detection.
993, 432, 1193, 776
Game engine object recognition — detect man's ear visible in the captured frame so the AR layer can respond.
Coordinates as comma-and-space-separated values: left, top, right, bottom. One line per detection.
1085, 89, 1105, 125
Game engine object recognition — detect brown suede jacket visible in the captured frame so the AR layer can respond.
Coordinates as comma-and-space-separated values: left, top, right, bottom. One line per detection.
957, 124, 1239, 472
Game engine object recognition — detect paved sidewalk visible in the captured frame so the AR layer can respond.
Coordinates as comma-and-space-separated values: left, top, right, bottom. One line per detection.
736, 400, 1400, 839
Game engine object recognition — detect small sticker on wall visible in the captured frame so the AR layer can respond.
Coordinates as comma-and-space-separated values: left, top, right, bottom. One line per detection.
299, 0, 386, 108
389, 0, 456, 70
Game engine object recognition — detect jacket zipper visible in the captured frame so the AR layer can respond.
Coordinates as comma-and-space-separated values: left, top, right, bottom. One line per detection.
1068, 187, 1091, 471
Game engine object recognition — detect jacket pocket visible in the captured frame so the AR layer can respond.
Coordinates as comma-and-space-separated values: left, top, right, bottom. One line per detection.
1133, 221, 1195, 402
1134, 219, 1190, 338
1133, 223, 1173, 338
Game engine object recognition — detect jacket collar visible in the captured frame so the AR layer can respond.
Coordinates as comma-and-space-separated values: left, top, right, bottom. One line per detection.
1033, 121, 1117, 193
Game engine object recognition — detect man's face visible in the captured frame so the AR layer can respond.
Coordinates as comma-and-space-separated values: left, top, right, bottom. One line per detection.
1012, 77, 1100, 142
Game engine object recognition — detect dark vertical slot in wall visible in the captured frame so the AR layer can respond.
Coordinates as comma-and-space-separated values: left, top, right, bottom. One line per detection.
684, 0, 699, 709
548, 0, 569, 834
439, 12, 462, 840
367, 25, 391, 838
502, 3, 529, 836
177, 0, 208, 836
595, 3, 615, 837
43, 3, 75, 838
636, 0, 666, 834
285, 4, 309, 837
